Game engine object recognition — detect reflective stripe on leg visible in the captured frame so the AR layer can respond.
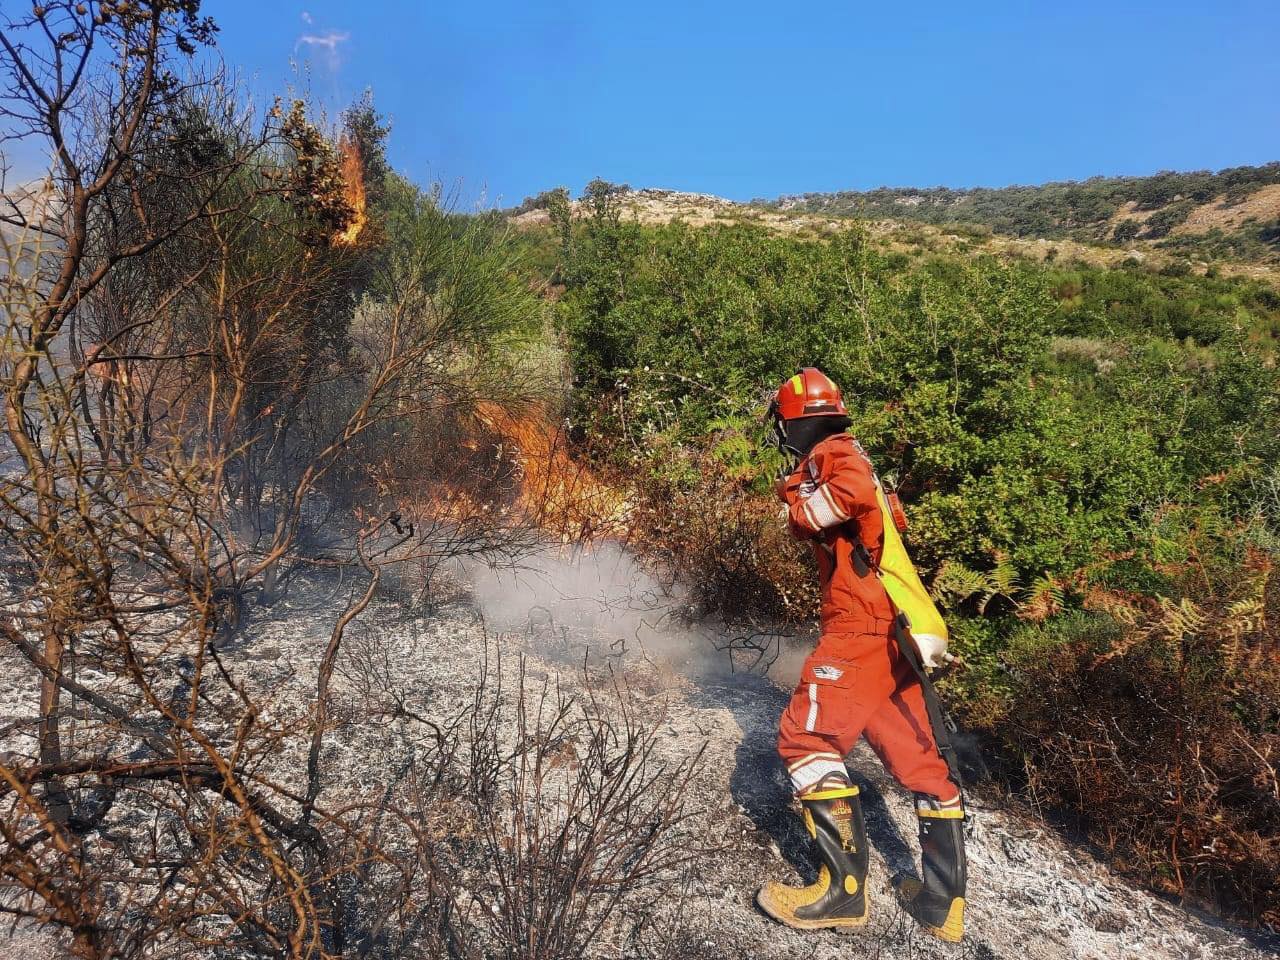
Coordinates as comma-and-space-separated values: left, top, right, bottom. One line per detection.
915, 792, 964, 817
790, 755, 848, 795
787, 751, 844, 774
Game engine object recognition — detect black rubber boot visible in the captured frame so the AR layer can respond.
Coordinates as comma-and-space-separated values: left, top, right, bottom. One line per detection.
756, 784, 870, 930
897, 798, 967, 942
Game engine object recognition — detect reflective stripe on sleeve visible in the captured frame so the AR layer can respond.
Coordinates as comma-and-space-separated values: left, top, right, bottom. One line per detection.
798, 483, 848, 531
819, 484, 848, 521
801, 499, 821, 531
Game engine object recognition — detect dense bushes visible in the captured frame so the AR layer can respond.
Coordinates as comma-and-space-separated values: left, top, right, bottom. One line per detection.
550, 198, 1280, 924
1159, 217, 1280, 263
1048, 261, 1280, 347
558, 212, 1278, 584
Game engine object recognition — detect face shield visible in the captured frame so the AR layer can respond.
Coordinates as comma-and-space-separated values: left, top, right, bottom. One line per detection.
769, 410, 852, 476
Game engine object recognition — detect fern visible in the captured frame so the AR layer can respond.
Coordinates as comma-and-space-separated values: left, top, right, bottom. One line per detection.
988, 552, 1022, 599
1022, 573, 1066, 622
931, 556, 1026, 615
931, 560, 990, 608
1157, 596, 1207, 642
1216, 570, 1269, 673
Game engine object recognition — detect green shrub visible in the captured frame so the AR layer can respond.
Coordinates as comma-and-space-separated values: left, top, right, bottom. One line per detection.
557, 212, 1277, 588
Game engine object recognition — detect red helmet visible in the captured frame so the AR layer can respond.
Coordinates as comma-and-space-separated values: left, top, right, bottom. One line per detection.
770, 367, 848, 422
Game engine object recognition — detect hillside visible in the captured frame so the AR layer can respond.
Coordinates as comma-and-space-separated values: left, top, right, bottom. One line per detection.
754, 163, 1280, 263
509, 184, 1280, 288
4, 5, 1277, 959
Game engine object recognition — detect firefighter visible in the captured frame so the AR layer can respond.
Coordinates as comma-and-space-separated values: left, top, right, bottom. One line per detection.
755, 367, 967, 942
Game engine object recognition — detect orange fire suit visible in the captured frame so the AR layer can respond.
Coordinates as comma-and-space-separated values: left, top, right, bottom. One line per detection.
776, 433, 958, 802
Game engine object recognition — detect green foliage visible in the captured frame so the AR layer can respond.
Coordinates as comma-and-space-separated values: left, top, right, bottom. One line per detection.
1158, 216, 1280, 262
1143, 198, 1197, 238
375, 174, 549, 349
760, 162, 1280, 260
1113, 220, 1141, 242
932, 555, 1021, 614
341, 90, 391, 208
1048, 262, 1280, 347
512, 186, 572, 216
555, 204, 1279, 588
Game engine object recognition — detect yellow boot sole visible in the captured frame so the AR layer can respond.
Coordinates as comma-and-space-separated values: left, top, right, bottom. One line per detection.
755, 882, 870, 930
897, 878, 964, 942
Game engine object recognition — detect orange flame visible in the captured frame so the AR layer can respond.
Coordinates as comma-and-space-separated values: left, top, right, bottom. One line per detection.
475, 401, 628, 540
335, 135, 367, 245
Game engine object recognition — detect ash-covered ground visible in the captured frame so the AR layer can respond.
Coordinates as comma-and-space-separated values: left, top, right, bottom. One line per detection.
3, 545, 1277, 960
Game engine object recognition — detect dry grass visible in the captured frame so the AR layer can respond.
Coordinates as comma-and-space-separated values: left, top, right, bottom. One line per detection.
1174, 184, 1280, 236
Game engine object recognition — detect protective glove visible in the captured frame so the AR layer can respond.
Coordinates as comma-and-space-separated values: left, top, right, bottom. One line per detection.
913, 633, 954, 672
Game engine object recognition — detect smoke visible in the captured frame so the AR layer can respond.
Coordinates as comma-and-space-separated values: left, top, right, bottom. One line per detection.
295, 30, 350, 56
465, 542, 810, 686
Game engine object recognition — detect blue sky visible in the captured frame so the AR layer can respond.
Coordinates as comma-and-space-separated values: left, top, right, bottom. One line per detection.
12, 2, 1280, 205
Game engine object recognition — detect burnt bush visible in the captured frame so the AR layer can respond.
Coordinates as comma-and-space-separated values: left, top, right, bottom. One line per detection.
989, 529, 1279, 927
328, 638, 706, 960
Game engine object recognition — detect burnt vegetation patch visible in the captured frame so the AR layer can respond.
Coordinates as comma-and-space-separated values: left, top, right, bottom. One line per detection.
0, 5, 704, 957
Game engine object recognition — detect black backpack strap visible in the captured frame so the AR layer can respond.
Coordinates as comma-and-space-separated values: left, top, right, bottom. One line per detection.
891, 613, 967, 806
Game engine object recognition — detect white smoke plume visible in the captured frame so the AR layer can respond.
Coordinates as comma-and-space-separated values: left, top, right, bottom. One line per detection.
295, 30, 349, 54
465, 542, 810, 687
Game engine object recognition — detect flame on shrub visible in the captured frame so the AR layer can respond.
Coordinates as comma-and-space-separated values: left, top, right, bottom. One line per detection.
475, 401, 627, 540
335, 135, 367, 245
